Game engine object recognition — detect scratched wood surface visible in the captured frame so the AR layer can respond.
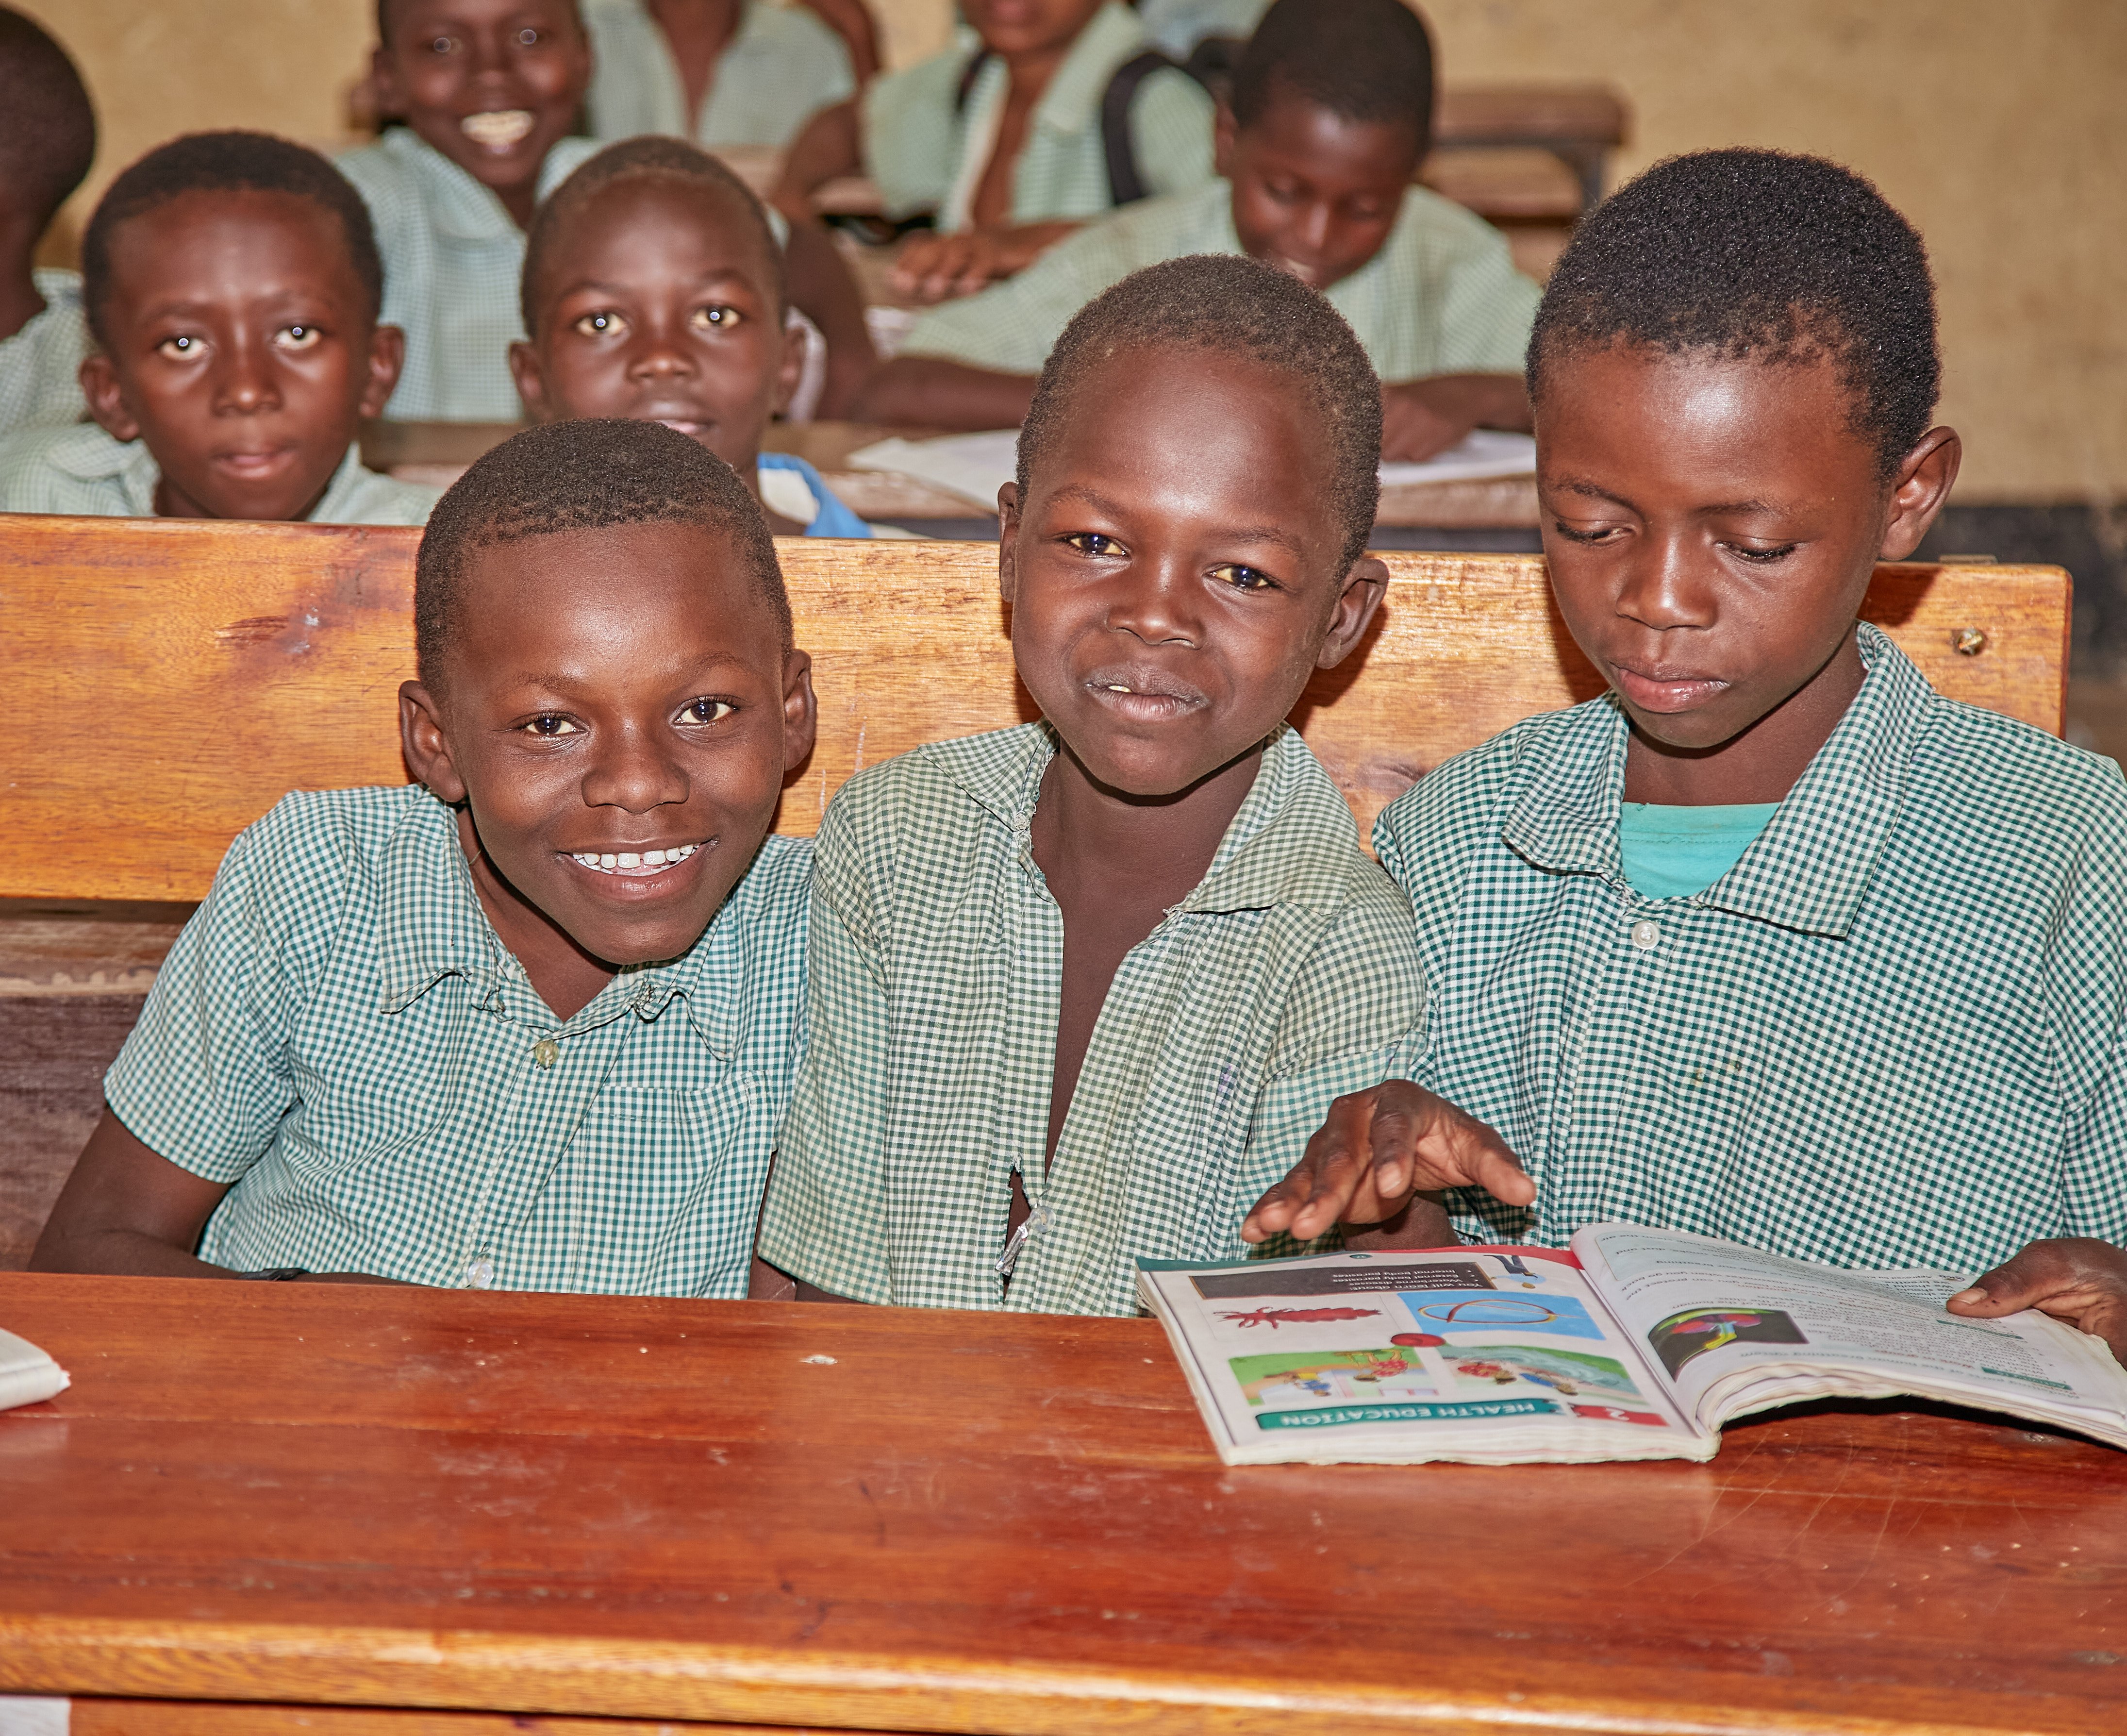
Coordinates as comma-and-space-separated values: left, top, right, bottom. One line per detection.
0, 1275, 2122, 1736
0, 515, 2070, 903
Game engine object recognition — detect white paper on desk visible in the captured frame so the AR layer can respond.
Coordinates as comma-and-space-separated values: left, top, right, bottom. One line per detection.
850, 428, 1537, 512
0, 1326, 67, 1411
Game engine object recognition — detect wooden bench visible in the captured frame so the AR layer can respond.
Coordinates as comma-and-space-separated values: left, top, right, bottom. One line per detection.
0, 514, 2071, 1266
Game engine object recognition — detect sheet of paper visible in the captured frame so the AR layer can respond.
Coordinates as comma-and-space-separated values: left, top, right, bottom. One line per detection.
0, 1326, 68, 1411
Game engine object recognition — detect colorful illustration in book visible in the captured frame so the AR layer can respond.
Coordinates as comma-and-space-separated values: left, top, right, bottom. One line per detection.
1446, 1346, 1645, 1402
1216, 1305, 1385, 1331
1648, 1306, 1808, 1377
1488, 1253, 1544, 1288
1230, 1347, 1438, 1408
1397, 1288, 1607, 1342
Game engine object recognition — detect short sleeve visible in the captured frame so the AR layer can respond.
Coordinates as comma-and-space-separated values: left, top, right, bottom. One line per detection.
1428, 228, 1542, 376
1129, 67, 1217, 200
862, 49, 968, 218
895, 221, 1130, 372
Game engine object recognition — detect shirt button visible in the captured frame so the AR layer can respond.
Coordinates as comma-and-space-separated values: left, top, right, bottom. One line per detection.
1631, 919, 1662, 951
532, 1038, 560, 1068
464, 1256, 496, 1289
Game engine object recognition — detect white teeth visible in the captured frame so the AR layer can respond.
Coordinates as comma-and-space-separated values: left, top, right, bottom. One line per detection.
461, 109, 535, 150
643, 849, 666, 866
568, 843, 701, 874
616, 852, 641, 868
1106, 684, 1131, 692
599, 854, 618, 869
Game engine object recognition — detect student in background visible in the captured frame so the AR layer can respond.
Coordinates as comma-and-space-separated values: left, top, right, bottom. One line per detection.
32, 420, 816, 1294
583, 0, 860, 151
0, 133, 437, 525
512, 138, 871, 536
773, 0, 1216, 304
754, 257, 1475, 1317
1243, 150, 2127, 1365
0, 7, 96, 435
852, 0, 1537, 461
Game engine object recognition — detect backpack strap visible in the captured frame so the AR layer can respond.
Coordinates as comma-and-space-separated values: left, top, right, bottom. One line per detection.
1100, 49, 1183, 206
954, 47, 994, 113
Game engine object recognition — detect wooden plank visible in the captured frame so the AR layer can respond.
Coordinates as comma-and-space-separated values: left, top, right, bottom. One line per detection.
0, 1275, 2123, 1734
64, 1700, 885, 1734
1434, 86, 1629, 149
0, 515, 2069, 902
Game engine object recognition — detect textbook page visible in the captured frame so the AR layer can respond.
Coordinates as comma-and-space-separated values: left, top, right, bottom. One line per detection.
1137, 1246, 1707, 1466
0, 1326, 68, 1411
1574, 1223, 2127, 1446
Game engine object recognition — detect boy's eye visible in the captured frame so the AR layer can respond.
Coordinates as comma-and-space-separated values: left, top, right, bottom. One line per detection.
678, 698, 736, 725
154, 334, 204, 360
514, 26, 548, 48
275, 325, 322, 351
690, 304, 742, 330
1725, 541, 1800, 564
521, 714, 579, 736
426, 33, 459, 53
1209, 562, 1276, 592
570, 310, 628, 337
1062, 532, 1125, 558
1551, 521, 1623, 544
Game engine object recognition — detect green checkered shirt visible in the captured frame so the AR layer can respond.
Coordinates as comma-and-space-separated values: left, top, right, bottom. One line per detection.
863, 3, 1216, 227
0, 424, 439, 523
1379, 624, 2127, 1274
585, 0, 854, 150
106, 785, 812, 1295
897, 179, 1541, 381
0, 269, 87, 435
758, 722, 1424, 1317
338, 129, 602, 422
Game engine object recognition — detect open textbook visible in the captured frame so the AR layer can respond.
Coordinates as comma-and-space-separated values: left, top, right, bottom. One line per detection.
0, 1327, 67, 1412
1137, 1224, 2127, 1465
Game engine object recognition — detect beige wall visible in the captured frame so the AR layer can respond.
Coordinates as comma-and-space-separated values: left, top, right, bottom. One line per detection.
25, 0, 2127, 500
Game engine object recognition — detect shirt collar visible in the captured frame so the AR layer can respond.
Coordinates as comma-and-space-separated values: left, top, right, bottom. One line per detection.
383, 126, 575, 244
1032, 2, 1152, 136
308, 443, 379, 521
1500, 623, 1935, 936
46, 424, 159, 512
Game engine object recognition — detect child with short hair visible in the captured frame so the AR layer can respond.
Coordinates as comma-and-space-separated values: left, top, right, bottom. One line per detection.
1244, 149, 2127, 1363
755, 255, 1454, 1317
853, 0, 1536, 461
0, 132, 438, 526
31, 418, 818, 1294
0, 6, 96, 435
511, 137, 871, 537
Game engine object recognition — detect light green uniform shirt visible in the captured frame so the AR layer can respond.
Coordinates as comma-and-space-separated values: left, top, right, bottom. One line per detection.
0, 268, 88, 435
106, 785, 813, 1296
863, 3, 1216, 229
0, 422, 439, 524
585, 0, 855, 151
1378, 625, 2127, 1274
758, 722, 1425, 1318
337, 129, 602, 422
1135, 0, 1269, 56
897, 179, 1542, 381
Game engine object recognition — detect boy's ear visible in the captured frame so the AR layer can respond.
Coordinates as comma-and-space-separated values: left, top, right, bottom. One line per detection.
1878, 426, 1962, 562
399, 679, 468, 805
774, 312, 807, 417
368, 43, 403, 120
508, 339, 556, 423
780, 648, 818, 774
996, 481, 1022, 603
360, 323, 406, 420
78, 353, 141, 443
1317, 554, 1390, 670
1212, 101, 1238, 181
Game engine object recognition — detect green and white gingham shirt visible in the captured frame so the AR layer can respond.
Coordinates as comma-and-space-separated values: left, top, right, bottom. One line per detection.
1379, 624, 2127, 1274
585, 0, 855, 150
106, 785, 811, 1295
757, 722, 1424, 1317
863, 3, 1216, 228
897, 179, 1541, 381
337, 129, 602, 422
0, 268, 88, 435
0, 423, 439, 524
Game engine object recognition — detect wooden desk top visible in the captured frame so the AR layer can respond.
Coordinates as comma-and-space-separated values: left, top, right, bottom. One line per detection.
1, 1275, 2121, 1734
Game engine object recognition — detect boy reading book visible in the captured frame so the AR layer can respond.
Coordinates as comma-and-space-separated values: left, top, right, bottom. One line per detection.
511, 137, 871, 537
30, 419, 818, 1294
850, 0, 1537, 462
1242, 149, 2127, 1365
754, 255, 1465, 1317
0, 132, 438, 526
0, 7, 95, 435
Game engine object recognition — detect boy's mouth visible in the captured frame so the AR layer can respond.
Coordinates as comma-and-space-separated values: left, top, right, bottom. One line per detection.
462, 110, 537, 152
1083, 667, 1206, 719
565, 840, 706, 879
1611, 663, 1730, 713
211, 443, 300, 481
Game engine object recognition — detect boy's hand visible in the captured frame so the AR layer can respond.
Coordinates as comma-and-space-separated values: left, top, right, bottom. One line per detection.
1380, 381, 1479, 462
1241, 1081, 1533, 1246
890, 222, 1081, 301
1947, 1238, 2127, 1365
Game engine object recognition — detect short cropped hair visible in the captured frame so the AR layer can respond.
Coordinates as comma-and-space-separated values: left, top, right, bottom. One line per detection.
1017, 255, 1382, 568
81, 132, 384, 348
1529, 148, 1940, 479
415, 419, 791, 682
0, 8, 96, 233
1232, 0, 1435, 154
521, 135, 787, 335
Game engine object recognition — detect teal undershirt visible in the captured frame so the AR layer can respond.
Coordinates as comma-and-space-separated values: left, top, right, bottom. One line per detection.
1616, 801, 1781, 901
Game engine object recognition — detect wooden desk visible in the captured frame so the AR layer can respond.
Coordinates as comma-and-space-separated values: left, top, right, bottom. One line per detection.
1, 1274, 2122, 1735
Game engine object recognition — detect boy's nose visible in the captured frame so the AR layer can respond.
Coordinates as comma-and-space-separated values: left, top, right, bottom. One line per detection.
582, 725, 690, 813
1614, 533, 1718, 632
1104, 561, 1201, 646
212, 334, 282, 415
628, 332, 698, 379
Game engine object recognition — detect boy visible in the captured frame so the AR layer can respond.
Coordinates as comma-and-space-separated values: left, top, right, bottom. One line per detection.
1243, 150, 2127, 1364
511, 137, 871, 536
0, 7, 95, 435
773, 0, 1215, 303
583, 0, 857, 152
31, 418, 818, 1294
754, 255, 1427, 1317
0, 132, 438, 526
853, 0, 1533, 461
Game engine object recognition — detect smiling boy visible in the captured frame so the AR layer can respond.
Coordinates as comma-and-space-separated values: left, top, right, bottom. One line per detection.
0, 132, 436, 525
851, 0, 1536, 461
755, 255, 1446, 1317
1244, 150, 2127, 1362
32, 419, 817, 1292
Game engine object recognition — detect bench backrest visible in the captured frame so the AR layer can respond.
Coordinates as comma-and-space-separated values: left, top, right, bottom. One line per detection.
0, 515, 2069, 902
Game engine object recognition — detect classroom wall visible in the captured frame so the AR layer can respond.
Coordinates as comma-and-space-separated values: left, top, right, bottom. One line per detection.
22, 0, 2127, 503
